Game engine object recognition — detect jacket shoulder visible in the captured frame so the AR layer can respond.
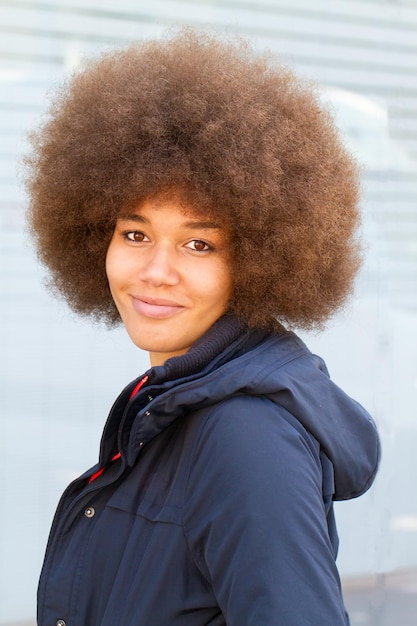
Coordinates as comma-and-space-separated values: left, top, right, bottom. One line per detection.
181, 396, 347, 625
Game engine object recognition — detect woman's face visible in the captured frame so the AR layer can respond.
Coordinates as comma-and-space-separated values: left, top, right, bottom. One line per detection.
106, 197, 233, 366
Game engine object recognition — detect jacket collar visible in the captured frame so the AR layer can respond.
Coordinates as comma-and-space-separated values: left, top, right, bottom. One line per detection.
99, 316, 269, 464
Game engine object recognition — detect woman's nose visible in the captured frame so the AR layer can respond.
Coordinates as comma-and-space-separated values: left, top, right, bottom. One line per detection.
137, 246, 180, 287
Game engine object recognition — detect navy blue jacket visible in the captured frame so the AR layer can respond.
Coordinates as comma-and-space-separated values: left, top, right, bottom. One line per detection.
37, 317, 380, 625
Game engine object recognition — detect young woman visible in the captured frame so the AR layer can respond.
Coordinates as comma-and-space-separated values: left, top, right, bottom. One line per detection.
25, 29, 380, 626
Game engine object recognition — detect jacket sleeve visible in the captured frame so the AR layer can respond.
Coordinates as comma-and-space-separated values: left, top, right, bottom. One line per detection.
182, 395, 349, 626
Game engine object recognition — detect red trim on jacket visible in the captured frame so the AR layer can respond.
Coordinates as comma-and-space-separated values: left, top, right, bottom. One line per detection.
88, 375, 149, 484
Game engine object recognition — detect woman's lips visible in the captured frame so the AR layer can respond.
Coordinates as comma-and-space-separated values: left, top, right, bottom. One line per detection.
131, 296, 185, 319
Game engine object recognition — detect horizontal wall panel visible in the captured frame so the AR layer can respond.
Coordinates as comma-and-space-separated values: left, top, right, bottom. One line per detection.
0, 108, 44, 131
4, 2, 417, 52
14, 0, 417, 32
199, 0, 417, 28
1, 6, 150, 42
365, 178, 417, 195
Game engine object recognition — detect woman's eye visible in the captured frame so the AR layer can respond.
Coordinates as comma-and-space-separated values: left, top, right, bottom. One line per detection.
125, 231, 147, 242
186, 240, 211, 252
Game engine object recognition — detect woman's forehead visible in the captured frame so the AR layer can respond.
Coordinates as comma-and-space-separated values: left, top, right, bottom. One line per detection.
118, 197, 225, 230
120, 193, 226, 226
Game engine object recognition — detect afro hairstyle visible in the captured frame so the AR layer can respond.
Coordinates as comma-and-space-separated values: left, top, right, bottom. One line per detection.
25, 28, 362, 331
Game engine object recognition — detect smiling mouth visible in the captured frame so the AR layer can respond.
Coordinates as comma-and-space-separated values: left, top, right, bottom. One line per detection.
131, 296, 185, 319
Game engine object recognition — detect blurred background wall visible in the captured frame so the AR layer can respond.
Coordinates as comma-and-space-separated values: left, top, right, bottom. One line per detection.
1, 1, 417, 624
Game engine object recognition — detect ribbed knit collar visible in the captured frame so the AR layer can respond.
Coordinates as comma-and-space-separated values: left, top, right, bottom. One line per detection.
160, 315, 250, 381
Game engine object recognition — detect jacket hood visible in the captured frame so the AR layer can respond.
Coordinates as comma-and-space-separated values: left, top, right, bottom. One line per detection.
107, 318, 380, 502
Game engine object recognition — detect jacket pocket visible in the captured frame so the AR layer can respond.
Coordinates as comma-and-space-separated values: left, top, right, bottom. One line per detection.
105, 484, 183, 525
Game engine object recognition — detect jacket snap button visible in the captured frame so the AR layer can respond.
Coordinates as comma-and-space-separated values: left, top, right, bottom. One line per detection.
145, 410, 151, 416
84, 507, 95, 518
56, 620, 66, 626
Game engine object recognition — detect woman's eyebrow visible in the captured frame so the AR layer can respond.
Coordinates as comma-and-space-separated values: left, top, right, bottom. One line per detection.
117, 214, 222, 230
117, 214, 148, 223
182, 220, 222, 230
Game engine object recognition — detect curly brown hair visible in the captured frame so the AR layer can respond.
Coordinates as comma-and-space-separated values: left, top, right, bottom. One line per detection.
24, 28, 361, 331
